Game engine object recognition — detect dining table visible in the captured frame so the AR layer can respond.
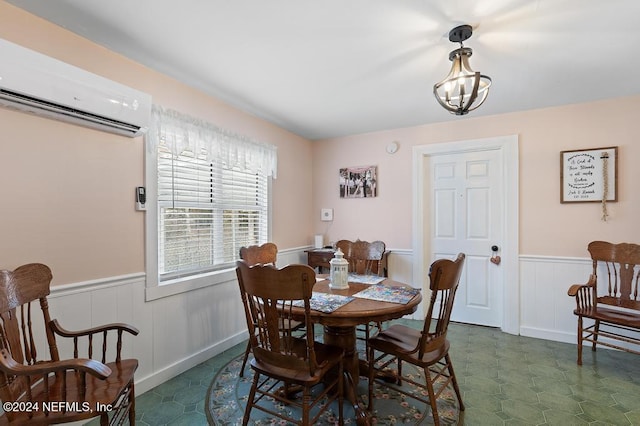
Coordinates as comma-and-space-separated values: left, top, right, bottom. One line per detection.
293, 274, 422, 425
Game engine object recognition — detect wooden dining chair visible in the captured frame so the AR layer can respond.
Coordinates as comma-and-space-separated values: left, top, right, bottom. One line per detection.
235, 260, 346, 425
335, 239, 390, 346
567, 241, 640, 365
335, 239, 389, 277
239, 242, 278, 267
367, 253, 466, 426
0, 263, 139, 425
238, 243, 305, 377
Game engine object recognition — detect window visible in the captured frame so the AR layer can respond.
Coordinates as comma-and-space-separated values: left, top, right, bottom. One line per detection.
158, 146, 268, 280
145, 106, 277, 297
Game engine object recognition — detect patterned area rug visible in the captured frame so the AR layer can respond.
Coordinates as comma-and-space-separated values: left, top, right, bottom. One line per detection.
206, 352, 460, 425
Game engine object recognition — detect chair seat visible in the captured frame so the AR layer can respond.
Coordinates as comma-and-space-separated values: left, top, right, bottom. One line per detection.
574, 306, 640, 327
369, 324, 450, 366
250, 339, 343, 386
0, 359, 137, 425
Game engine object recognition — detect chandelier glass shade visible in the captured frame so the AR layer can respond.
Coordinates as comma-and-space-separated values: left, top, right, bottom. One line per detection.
433, 25, 492, 115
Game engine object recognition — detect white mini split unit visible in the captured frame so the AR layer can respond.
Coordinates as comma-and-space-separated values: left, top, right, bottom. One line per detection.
0, 38, 151, 137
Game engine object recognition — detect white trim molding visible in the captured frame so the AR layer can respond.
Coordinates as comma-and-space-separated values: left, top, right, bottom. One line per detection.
50, 272, 145, 298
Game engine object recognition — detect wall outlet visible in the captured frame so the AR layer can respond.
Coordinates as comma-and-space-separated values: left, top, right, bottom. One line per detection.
321, 208, 333, 221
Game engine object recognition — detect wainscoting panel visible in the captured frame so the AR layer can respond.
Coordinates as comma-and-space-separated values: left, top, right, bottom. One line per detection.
47, 271, 247, 395
48, 274, 154, 386
146, 275, 246, 391
519, 255, 591, 344
40, 250, 598, 399
277, 246, 309, 267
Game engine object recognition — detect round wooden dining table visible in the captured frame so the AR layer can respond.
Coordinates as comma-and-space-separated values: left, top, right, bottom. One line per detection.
297, 276, 422, 424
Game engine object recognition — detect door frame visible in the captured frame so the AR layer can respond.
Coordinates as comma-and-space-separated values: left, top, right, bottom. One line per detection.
412, 135, 519, 334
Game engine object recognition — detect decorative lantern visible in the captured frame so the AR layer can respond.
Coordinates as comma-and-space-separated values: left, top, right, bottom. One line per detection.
329, 248, 349, 290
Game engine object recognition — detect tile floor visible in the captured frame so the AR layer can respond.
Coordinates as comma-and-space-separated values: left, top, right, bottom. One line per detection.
125, 320, 640, 425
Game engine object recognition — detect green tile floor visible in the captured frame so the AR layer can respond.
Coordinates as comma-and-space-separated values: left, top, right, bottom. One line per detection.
123, 320, 640, 425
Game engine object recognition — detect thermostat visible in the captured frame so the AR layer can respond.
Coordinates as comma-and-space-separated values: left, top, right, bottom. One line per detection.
135, 186, 146, 211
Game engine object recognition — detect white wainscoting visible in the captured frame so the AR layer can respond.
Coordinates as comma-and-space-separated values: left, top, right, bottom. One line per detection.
48, 270, 248, 396
276, 246, 309, 267
519, 254, 591, 344
42, 249, 594, 398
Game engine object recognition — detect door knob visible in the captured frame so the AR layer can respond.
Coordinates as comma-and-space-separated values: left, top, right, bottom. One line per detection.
490, 245, 501, 265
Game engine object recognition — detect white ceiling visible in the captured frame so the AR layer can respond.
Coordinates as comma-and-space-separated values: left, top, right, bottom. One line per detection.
8, 0, 640, 140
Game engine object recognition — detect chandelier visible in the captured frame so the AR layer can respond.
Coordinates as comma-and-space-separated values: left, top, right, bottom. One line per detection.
433, 25, 492, 115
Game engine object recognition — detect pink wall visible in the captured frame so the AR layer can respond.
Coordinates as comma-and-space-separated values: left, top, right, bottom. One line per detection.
312, 97, 640, 257
0, 2, 314, 284
2, 1, 638, 289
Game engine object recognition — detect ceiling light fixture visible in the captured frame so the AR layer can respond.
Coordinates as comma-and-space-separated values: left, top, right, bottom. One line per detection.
433, 24, 491, 115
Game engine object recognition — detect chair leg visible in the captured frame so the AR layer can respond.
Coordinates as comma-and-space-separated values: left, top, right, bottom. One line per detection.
577, 316, 583, 365
423, 367, 440, 426
129, 380, 136, 425
359, 322, 381, 356
592, 319, 600, 352
240, 341, 251, 377
367, 346, 375, 411
445, 354, 464, 411
243, 372, 260, 426
338, 361, 344, 425
302, 386, 311, 425
364, 322, 375, 358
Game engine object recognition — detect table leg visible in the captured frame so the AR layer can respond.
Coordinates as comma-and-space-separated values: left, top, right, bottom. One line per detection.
324, 325, 358, 383
324, 325, 371, 425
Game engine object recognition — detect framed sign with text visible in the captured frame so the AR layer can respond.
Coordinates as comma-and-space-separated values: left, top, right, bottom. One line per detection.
560, 146, 618, 203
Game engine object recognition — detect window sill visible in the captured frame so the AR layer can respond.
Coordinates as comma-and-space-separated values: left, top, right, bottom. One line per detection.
145, 267, 237, 301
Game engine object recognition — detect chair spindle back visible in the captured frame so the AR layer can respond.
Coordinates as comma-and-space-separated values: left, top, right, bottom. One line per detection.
0, 263, 58, 405
588, 241, 640, 310
236, 261, 318, 375
419, 253, 465, 359
335, 239, 387, 276
239, 243, 277, 266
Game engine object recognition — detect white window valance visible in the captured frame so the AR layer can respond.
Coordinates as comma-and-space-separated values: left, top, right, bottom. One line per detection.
147, 105, 278, 178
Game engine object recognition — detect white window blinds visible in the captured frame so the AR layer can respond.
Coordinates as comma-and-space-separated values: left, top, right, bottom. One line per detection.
149, 106, 276, 280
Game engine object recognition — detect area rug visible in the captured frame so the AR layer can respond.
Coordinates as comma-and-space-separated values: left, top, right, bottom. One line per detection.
206, 353, 460, 425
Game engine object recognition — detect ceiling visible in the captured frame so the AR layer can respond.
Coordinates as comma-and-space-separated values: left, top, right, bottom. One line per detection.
7, 0, 640, 140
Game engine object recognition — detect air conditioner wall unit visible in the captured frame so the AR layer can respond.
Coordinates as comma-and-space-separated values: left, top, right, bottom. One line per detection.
0, 38, 152, 138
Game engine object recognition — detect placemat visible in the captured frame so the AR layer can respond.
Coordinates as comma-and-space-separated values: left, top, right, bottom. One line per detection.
353, 285, 420, 304
347, 273, 386, 285
293, 292, 354, 313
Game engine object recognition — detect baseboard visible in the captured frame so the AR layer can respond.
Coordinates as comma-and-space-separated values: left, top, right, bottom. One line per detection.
520, 326, 575, 345
134, 329, 248, 395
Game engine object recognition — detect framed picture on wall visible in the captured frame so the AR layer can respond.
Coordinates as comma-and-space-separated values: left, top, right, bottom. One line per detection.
339, 165, 377, 198
560, 146, 618, 203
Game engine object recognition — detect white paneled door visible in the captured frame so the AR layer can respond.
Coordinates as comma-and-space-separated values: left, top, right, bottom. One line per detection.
429, 149, 503, 327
